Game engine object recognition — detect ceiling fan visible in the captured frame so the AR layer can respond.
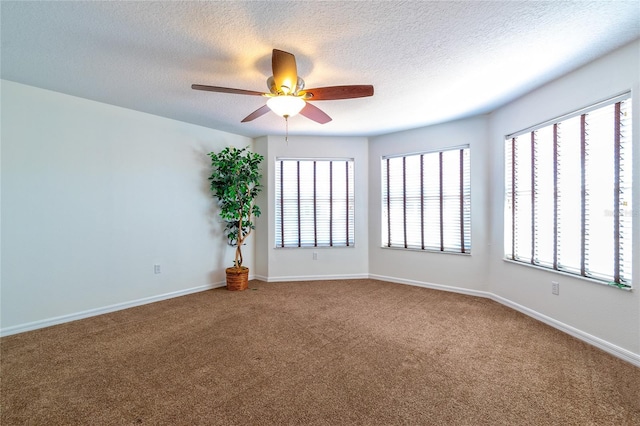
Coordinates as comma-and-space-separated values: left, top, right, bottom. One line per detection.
192, 49, 374, 124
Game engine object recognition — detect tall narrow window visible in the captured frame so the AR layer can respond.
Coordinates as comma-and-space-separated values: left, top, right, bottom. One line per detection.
275, 159, 355, 248
504, 94, 633, 287
382, 147, 471, 253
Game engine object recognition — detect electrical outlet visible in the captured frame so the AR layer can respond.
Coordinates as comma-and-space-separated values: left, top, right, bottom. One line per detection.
154, 264, 161, 274
551, 281, 559, 295
313, 252, 318, 260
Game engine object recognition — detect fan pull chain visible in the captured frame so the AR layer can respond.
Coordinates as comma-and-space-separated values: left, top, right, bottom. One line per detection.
285, 115, 289, 144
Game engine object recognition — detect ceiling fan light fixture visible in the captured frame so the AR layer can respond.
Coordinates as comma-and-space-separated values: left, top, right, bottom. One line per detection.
267, 95, 305, 118
192, 49, 373, 125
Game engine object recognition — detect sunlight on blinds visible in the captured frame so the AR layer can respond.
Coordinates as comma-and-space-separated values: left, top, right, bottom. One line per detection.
275, 159, 355, 248
382, 147, 470, 253
504, 94, 632, 286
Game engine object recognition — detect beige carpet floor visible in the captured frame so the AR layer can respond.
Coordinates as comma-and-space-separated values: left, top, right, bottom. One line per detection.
1, 279, 639, 425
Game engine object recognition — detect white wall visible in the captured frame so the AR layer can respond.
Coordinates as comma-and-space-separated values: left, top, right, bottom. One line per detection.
487, 40, 640, 356
253, 136, 270, 279
254, 135, 369, 281
1, 80, 253, 334
368, 116, 491, 292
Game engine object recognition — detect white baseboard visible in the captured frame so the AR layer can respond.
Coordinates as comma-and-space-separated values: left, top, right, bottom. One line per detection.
491, 294, 640, 367
0, 282, 226, 337
259, 273, 370, 283
369, 274, 492, 299
370, 274, 640, 367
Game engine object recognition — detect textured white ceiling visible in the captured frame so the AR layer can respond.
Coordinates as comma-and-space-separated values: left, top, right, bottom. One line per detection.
2, 1, 639, 138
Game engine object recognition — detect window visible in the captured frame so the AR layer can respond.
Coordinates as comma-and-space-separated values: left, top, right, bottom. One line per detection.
382, 147, 471, 253
275, 158, 354, 248
504, 94, 633, 287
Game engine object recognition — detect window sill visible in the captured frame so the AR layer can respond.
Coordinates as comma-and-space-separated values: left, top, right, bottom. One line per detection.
275, 245, 356, 249
502, 258, 633, 291
380, 246, 471, 256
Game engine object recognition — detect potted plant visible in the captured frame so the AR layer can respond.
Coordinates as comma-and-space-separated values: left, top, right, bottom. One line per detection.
208, 146, 264, 291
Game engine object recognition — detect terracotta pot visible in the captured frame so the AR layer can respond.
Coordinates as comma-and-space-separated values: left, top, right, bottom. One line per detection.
225, 266, 249, 291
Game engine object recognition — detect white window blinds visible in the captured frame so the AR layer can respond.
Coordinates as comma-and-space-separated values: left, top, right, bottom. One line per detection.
382, 147, 471, 253
275, 159, 355, 248
504, 94, 633, 287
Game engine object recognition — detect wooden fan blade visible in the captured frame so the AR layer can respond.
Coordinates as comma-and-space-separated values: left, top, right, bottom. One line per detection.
272, 49, 298, 94
241, 105, 271, 122
302, 85, 374, 100
191, 84, 265, 96
299, 102, 332, 124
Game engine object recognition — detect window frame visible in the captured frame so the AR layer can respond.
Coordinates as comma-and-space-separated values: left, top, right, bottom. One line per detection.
503, 92, 633, 289
274, 157, 355, 249
381, 145, 471, 254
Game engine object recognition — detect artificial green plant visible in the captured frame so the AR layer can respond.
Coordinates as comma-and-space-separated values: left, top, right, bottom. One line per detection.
208, 146, 264, 269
